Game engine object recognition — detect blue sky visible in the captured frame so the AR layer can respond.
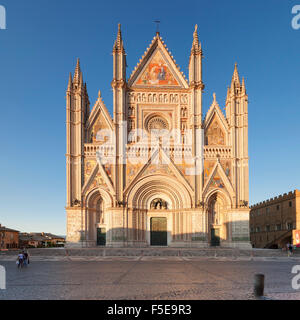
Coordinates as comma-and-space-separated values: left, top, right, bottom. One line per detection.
0, 0, 299, 235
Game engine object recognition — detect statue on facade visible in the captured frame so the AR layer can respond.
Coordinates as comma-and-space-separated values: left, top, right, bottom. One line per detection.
150, 198, 168, 210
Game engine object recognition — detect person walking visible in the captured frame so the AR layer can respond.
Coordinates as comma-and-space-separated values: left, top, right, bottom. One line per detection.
23, 250, 29, 266
17, 252, 24, 268
289, 243, 294, 257
287, 242, 291, 257
22, 251, 27, 266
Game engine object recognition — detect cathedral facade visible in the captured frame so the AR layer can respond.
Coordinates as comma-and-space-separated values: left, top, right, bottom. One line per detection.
65, 25, 251, 248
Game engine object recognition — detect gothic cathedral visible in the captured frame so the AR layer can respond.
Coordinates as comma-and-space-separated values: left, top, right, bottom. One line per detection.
65, 25, 251, 248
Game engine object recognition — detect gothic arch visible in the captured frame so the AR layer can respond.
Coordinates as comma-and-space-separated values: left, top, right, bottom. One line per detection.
203, 188, 232, 209
204, 189, 231, 245
126, 175, 193, 209
85, 187, 113, 209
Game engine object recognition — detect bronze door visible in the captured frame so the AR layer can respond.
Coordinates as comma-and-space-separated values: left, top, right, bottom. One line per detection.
211, 228, 220, 247
151, 217, 167, 246
97, 228, 106, 246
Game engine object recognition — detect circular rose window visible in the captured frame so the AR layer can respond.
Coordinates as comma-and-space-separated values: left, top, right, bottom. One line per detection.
146, 116, 169, 132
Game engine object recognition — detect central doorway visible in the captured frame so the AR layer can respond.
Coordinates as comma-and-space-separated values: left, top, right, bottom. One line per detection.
150, 217, 167, 246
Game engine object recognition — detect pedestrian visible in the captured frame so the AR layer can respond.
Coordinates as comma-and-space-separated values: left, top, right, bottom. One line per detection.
287, 243, 291, 257
289, 243, 293, 256
23, 250, 29, 266
22, 251, 28, 266
17, 252, 24, 268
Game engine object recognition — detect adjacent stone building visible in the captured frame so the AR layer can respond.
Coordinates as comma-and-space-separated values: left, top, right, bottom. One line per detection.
0, 224, 19, 249
19, 233, 65, 248
250, 190, 300, 248
66, 25, 251, 248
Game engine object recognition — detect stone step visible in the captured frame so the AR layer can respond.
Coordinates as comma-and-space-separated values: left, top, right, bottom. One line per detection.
1, 247, 298, 257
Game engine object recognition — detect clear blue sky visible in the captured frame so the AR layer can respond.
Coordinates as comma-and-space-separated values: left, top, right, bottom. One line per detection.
0, 0, 299, 235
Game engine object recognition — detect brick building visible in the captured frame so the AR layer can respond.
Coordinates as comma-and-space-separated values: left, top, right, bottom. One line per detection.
250, 190, 300, 248
0, 224, 19, 249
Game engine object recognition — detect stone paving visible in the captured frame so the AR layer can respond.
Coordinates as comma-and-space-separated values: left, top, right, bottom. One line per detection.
1, 247, 297, 258
0, 257, 299, 300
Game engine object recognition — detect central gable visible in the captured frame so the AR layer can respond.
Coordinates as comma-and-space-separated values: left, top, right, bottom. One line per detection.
135, 49, 179, 87
128, 34, 188, 88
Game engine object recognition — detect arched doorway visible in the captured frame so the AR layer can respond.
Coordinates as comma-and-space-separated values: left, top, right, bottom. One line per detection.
207, 193, 228, 247
126, 175, 193, 247
86, 190, 107, 247
149, 198, 169, 246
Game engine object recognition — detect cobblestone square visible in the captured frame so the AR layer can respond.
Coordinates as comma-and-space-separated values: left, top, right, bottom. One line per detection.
0, 257, 300, 300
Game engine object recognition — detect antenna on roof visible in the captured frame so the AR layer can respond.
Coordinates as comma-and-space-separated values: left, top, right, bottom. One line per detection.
154, 20, 160, 35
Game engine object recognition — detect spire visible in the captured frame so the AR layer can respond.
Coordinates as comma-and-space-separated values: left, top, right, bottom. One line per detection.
67, 72, 73, 91
113, 23, 124, 52
191, 24, 201, 52
73, 58, 81, 84
231, 63, 240, 86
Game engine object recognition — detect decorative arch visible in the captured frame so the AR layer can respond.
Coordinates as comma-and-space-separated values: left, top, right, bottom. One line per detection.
84, 187, 113, 209
126, 175, 193, 210
204, 189, 232, 245
203, 188, 232, 209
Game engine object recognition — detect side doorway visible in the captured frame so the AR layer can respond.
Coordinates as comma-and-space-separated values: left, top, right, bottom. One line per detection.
211, 228, 220, 247
97, 228, 106, 246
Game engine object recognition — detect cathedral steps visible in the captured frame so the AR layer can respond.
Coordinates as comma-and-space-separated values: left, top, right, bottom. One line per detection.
1, 247, 298, 258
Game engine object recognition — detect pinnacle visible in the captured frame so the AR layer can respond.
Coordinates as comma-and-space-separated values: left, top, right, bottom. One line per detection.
113, 23, 124, 52
231, 62, 240, 86
73, 58, 81, 84
191, 24, 201, 53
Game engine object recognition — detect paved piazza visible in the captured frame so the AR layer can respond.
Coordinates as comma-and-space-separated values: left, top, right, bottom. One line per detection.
1, 257, 300, 300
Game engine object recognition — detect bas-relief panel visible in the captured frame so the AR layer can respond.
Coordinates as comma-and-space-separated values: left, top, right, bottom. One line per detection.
136, 50, 179, 86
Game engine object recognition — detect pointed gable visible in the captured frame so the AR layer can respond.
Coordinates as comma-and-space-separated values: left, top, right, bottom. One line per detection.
203, 161, 234, 198
128, 34, 188, 88
124, 147, 194, 195
204, 94, 229, 146
86, 93, 114, 143
205, 114, 225, 146
135, 49, 179, 87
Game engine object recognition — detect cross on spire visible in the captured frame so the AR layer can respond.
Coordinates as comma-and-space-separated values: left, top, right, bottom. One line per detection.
154, 20, 160, 35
